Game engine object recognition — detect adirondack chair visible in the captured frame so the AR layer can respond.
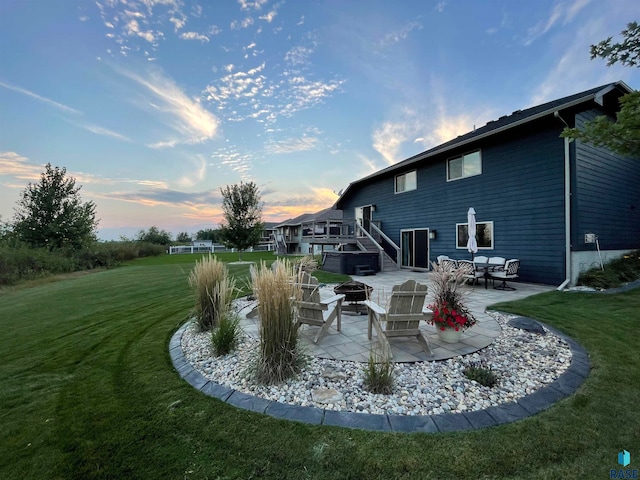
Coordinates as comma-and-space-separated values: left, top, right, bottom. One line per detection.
363, 279, 433, 359
294, 271, 345, 344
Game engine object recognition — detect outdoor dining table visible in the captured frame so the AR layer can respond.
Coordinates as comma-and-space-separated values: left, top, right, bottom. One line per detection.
473, 260, 505, 289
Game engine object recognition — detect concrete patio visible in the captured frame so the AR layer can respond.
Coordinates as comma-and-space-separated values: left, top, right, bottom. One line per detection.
237, 270, 554, 362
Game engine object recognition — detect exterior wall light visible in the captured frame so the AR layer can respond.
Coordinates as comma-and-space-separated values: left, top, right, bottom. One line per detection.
429, 230, 437, 240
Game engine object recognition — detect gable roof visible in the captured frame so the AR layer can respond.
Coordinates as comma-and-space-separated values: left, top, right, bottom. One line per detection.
275, 208, 343, 228
336, 81, 633, 205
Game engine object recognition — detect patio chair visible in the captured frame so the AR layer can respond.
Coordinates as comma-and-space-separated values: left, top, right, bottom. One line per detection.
363, 279, 433, 359
440, 258, 458, 273
488, 256, 506, 271
457, 259, 484, 285
294, 271, 345, 343
474, 255, 488, 264
490, 259, 520, 290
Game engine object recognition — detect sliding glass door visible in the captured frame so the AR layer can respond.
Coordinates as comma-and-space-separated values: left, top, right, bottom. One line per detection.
400, 229, 430, 269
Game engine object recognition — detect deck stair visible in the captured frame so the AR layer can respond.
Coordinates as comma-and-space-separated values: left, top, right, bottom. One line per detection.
356, 236, 399, 272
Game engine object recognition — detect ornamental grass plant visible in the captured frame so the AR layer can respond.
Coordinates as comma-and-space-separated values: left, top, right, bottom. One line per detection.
428, 261, 477, 332
188, 255, 236, 331
251, 260, 304, 384
362, 351, 394, 394
210, 312, 242, 356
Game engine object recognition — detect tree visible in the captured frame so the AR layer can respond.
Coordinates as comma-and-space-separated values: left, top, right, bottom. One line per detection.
176, 231, 192, 243
195, 228, 220, 243
136, 226, 172, 245
218, 182, 264, 261
12, 163, 98, 251
561, 21, 640, 158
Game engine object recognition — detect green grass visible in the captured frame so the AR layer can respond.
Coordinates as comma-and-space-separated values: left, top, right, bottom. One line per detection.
1, 252, 638, 479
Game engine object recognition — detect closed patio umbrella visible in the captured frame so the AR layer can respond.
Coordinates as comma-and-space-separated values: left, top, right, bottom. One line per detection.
467, 207, 478, 259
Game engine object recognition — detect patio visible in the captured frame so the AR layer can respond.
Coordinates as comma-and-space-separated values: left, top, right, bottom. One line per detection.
237, 270, 555, 362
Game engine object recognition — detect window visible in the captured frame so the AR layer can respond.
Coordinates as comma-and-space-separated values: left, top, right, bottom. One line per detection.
447, 150, 482, 181
395, 170, 417, 193
456, 221, 494, 249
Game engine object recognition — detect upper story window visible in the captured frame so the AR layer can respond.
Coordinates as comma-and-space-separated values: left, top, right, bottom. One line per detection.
447, 150, 482, 181
395, 170, 417, 193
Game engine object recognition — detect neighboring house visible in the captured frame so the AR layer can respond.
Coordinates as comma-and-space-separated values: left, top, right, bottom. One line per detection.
255, 222, 278, 251
274, 208, 345, 255
334, 81, 640, 285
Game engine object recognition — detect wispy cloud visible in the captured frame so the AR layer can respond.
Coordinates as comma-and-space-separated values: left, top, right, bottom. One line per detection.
0, 151, 43, 181
230, 17, 254, 30
116, 65, 219, 145
238, 0, 268, 11
378, 21, 423, 48
180, 31, 209, 42
73, 122, 132, 142
0, 80, 81, 114
524, 0, 592, 46
528, 16, 623, 105
264, 136, 319, 154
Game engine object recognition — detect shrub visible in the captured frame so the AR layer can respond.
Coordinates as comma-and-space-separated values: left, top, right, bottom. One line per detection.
251, 260, 303, 384
188, 255, 236, 331
211, 313, 242, 356
578, 250, 640, 289
463, 361, 498, 388
362, 351, 394, 394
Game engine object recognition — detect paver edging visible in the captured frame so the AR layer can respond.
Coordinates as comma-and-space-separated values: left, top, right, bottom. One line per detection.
169, 315, 590, 433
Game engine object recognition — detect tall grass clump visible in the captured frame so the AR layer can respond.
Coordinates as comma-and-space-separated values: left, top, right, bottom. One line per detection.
251, 260, 304, 384
188, 255, 236, 331
362, 350, 394, 394
211, 313, 241, 356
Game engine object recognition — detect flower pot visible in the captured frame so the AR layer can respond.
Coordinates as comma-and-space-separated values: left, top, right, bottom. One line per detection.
437, 327, 462, 343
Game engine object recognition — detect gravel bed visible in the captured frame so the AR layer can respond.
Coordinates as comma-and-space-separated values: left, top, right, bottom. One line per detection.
181, 310, 572, 416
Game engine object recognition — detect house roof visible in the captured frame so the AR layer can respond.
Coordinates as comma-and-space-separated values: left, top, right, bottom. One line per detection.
336, 81, 633, 206
275, 208, 343, 228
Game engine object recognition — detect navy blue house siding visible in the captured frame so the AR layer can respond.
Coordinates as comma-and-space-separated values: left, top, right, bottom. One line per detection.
573, 109, 640, 254
339, 118, 569, 285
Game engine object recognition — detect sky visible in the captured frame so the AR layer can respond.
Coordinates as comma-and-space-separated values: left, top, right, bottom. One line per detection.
1, 1, 639, 241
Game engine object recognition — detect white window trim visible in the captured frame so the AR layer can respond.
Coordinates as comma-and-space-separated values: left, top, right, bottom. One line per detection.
455, 221, 494, 250
447, 150, 482, 182
394, 170, 417, 194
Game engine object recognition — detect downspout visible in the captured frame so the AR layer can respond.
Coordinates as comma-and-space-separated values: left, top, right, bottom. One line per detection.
554, 111, 572, 291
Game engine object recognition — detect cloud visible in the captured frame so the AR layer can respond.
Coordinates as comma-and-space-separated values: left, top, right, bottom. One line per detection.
264, 136, 319, 154
180, 31, 209, 42
0, 80, 81, 114
259, 10, 277, 23
124, 19, 159, 43
524, 0, 592, 46
238, 0, 268, 10
100, 187, 221, 209
230, 17, 254, 30
528, 16, 624, 105
117, 65, 219, 144
378, 21, 423, 48
0, 151, 43, 181
74, 122, 132, 142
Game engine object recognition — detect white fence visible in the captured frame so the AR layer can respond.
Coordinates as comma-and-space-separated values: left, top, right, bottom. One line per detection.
168, 243, 275, 255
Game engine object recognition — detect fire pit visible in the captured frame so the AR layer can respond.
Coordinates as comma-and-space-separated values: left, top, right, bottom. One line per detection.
334, 281, 373, 314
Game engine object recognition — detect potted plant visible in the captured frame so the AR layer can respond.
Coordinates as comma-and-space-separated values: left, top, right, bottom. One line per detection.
427, 261, 477, 343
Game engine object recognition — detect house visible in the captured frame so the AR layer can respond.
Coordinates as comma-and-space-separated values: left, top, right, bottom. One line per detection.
334, 81, 640, 285
274, 208, 346, 255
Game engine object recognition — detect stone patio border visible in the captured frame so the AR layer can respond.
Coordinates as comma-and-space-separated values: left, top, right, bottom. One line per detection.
169, 315, 590, 433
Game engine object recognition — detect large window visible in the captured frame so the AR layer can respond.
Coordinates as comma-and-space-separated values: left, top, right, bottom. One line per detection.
456, 221, 494, 249
395, 170, 417, 193
447, 150, 482, 181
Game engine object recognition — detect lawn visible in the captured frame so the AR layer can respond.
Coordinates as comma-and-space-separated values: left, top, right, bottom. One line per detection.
1, 252, 638, 479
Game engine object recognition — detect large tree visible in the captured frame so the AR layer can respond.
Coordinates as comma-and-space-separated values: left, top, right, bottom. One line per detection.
12, 163, 98, 251
136, 226, 172, 245
561, 21, 640, 158
218, 181, 264, 261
